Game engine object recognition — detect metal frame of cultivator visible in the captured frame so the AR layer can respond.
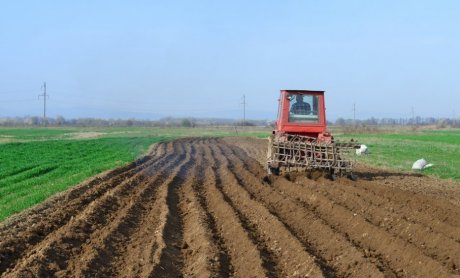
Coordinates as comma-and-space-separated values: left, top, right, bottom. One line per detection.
267, 134, 359, 180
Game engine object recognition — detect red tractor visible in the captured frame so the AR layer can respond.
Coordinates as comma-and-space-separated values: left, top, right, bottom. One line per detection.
267, 90, 359, 180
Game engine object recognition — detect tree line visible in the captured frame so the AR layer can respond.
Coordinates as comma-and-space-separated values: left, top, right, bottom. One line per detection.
0, 115, 458, 128
333, 117, 460, 128
0, 116, 270, 127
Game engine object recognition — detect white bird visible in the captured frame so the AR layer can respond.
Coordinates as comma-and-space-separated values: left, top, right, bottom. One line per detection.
356, 144, 368, 155
412, 158, 434, 170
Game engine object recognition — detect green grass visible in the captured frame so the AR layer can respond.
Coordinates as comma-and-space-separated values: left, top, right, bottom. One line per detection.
337, 130, 460, 181
0, 127, 270, 221
0, 136, 171, 221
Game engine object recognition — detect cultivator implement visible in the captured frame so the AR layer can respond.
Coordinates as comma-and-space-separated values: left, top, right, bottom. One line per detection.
267, 134, 359, 171
267, 134, 360, 178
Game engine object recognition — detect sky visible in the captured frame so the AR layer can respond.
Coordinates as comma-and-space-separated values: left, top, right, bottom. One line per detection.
1, 1, 459, 121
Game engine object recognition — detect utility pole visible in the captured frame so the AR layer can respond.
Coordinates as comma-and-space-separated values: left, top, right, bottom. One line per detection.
241, 94, 246, 126
38, 82, 49, 126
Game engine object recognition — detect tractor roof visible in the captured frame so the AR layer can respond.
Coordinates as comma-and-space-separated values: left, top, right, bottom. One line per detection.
281, 89, 325, 94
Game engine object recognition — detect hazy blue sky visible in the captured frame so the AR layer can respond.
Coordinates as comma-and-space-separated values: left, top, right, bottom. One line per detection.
1, 1, 459, 120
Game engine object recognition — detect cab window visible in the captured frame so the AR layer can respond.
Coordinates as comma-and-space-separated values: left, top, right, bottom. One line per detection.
288, 94, 319, 123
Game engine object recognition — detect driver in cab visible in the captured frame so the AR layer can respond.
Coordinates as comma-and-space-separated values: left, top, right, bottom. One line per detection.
291, 95, 311, 115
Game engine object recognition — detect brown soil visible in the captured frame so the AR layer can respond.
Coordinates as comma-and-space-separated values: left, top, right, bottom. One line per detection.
1, 138, 459, 278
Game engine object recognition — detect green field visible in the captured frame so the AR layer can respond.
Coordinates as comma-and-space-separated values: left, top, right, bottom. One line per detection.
0, 127, 458, 222
0, 127, 269, 221
0, 137, 170, 221
337, 129, 460, 181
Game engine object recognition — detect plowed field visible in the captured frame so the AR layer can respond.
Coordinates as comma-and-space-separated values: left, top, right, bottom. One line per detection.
1, 138, 459, 277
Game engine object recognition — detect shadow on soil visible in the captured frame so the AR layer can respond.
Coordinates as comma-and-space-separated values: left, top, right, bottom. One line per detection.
356, 171, 424, 181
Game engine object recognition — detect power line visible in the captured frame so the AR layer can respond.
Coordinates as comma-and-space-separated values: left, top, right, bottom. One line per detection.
38, 82, 49, 126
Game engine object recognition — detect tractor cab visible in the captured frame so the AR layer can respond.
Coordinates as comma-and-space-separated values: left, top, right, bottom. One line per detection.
275, 90, 331, 143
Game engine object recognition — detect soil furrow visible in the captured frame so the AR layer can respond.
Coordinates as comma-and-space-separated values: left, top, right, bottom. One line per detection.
191, 143, 233, 277
2, 142, 180, 277
209, 143, 325, 278
0, 157, 150, 273
179, 141, 221, 277
225, 140, 456, 277
225, 136, 460, 226
149, 141, 196, 277
227, 138, 460, 244
285, 175, 460, 273
226, 141, 460, 275
119, 173, 187, 275
111, 140, 189, 277
270, 177, 453, 277
208, 144, 278, 278
199, 143, 267, 277
348, 179, 460, 227
68, 142, 188, 276
306, 176, 460, 243
0, 142, 170, 273
217, 141, 386, 277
